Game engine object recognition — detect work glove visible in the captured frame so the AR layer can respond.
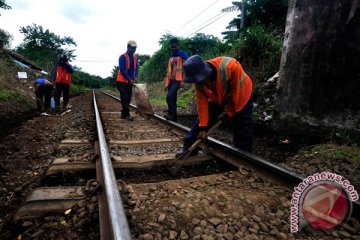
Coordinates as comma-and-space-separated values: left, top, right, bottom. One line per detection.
164, 86, 168, 91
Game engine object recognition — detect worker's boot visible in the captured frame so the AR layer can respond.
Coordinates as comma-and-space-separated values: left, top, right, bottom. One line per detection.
175, 148, 199, 158
164, 114, 177, 122
54, 105, 61, 113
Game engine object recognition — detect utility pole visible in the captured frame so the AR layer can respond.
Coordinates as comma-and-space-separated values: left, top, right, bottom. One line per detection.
240, 1, 246, 29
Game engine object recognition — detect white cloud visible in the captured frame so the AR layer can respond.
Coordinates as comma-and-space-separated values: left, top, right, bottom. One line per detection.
2, 0, 238, 78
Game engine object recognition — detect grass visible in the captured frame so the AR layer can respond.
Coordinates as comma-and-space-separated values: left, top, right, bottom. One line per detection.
150, 97, 166, 106
147, 82, 196, 108
0, 89, 14, 101
303, 143, 360, 162
0, 88, 33, 108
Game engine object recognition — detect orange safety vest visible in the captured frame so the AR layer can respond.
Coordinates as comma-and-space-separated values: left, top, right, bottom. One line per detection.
195, 57, 252, 127
165, 56, 185, 87
55, 65, 72, 85
117, 53, 137, 83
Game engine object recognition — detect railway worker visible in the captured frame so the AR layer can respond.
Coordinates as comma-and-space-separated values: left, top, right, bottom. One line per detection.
52, 55, 74, 112
34, 76, 54, 114
176, 55, 253, 156
164, 38, 189, 122
116, 40, 139, 121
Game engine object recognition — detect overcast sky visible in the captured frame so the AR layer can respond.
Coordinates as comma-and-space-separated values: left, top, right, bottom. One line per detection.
1, 0, 239, 78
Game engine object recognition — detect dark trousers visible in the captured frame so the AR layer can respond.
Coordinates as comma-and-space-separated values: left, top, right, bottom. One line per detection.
116, 82, 133, 118
183, 97, 253, 153
166, 79, 181, 117
54, 83, 70, 109
35, 84, 53, 112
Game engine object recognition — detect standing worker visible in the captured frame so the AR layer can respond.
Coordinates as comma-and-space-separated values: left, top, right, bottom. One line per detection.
34, 76, 54, 114
53, 56, 74, 112
116, 40, 139, 121
176, 55, 253, 157
164, 38, 189, 122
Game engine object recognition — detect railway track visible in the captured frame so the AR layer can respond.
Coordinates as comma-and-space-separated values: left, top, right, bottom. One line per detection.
3, 90, 359, 239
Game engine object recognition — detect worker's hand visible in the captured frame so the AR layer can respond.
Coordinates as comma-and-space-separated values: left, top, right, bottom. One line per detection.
134, 78, 138, 84
164, 86, 168, 91
180, 81, 185, 88
197, 131, 208, 142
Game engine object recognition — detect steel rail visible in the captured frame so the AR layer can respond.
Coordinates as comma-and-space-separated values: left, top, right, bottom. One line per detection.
100, 90, 360, 218
93, 91, 132, 240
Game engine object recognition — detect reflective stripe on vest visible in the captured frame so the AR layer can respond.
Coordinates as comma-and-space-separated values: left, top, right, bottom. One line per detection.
219, 57, 233, 93
170, 57, 184, 81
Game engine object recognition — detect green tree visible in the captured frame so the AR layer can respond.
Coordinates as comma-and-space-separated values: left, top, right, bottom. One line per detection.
0, 29, 12, 47
137, 54, 151, 66
0, 0, 11, 15
109, 65, 118, 89
15, 24, 77, 74
139, 33, 225, 83
223, 0, 288, 40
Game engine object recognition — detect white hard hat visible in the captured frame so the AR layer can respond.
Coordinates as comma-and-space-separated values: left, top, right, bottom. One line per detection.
127, 40, 137, 47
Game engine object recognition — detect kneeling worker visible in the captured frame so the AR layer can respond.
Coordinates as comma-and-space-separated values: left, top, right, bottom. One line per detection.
176, 55, 253, 157
34, 77, 54, 114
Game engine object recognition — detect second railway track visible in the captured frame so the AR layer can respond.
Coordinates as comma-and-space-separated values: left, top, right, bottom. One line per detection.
1, 90, 359, 239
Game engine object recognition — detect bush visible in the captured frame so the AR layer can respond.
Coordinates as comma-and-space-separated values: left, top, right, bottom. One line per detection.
229, 24, 283, 82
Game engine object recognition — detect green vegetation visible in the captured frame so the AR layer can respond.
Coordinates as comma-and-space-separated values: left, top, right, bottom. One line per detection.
139, 0, 288, 91
0, 0, 11, 14
0, 28, 12, 47
0, 88, 32, 106
149, 97, 166, 106
307, 144, 360, 162
330, 129, 360, 146
0, 88, 13, 101
139, 33, 226, 84
177, 86, 196, 107
16, 24, 76, 73
1, 0, 289, 99
229, 24, 283, 81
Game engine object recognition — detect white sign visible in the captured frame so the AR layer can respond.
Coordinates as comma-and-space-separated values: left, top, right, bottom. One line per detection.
18, 72, 28, 79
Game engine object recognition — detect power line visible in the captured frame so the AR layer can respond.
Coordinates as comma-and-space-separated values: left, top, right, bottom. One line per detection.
176, 0, 219, 32
183, 11, 224, 36
186, 11, 231, 37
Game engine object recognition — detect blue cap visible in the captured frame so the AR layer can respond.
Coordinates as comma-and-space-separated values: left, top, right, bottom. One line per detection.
182, 55, 212, 84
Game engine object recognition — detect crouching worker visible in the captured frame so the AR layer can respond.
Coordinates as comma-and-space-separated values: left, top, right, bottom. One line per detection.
34, 77, 54, 114
176, 55, 253, 157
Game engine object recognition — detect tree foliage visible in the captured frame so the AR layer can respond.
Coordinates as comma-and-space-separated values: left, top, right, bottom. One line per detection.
139, 33, 225, 83
15, 24, 76, 74
0, 0, 11, 15
242, 0, 288, 29
72, 66, 107, 89
219, 0, 288, 83
223, 0, 288, 41
0, 28, 12, 47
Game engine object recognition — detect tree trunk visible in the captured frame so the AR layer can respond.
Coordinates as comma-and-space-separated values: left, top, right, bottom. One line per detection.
273, 0, 360, 136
